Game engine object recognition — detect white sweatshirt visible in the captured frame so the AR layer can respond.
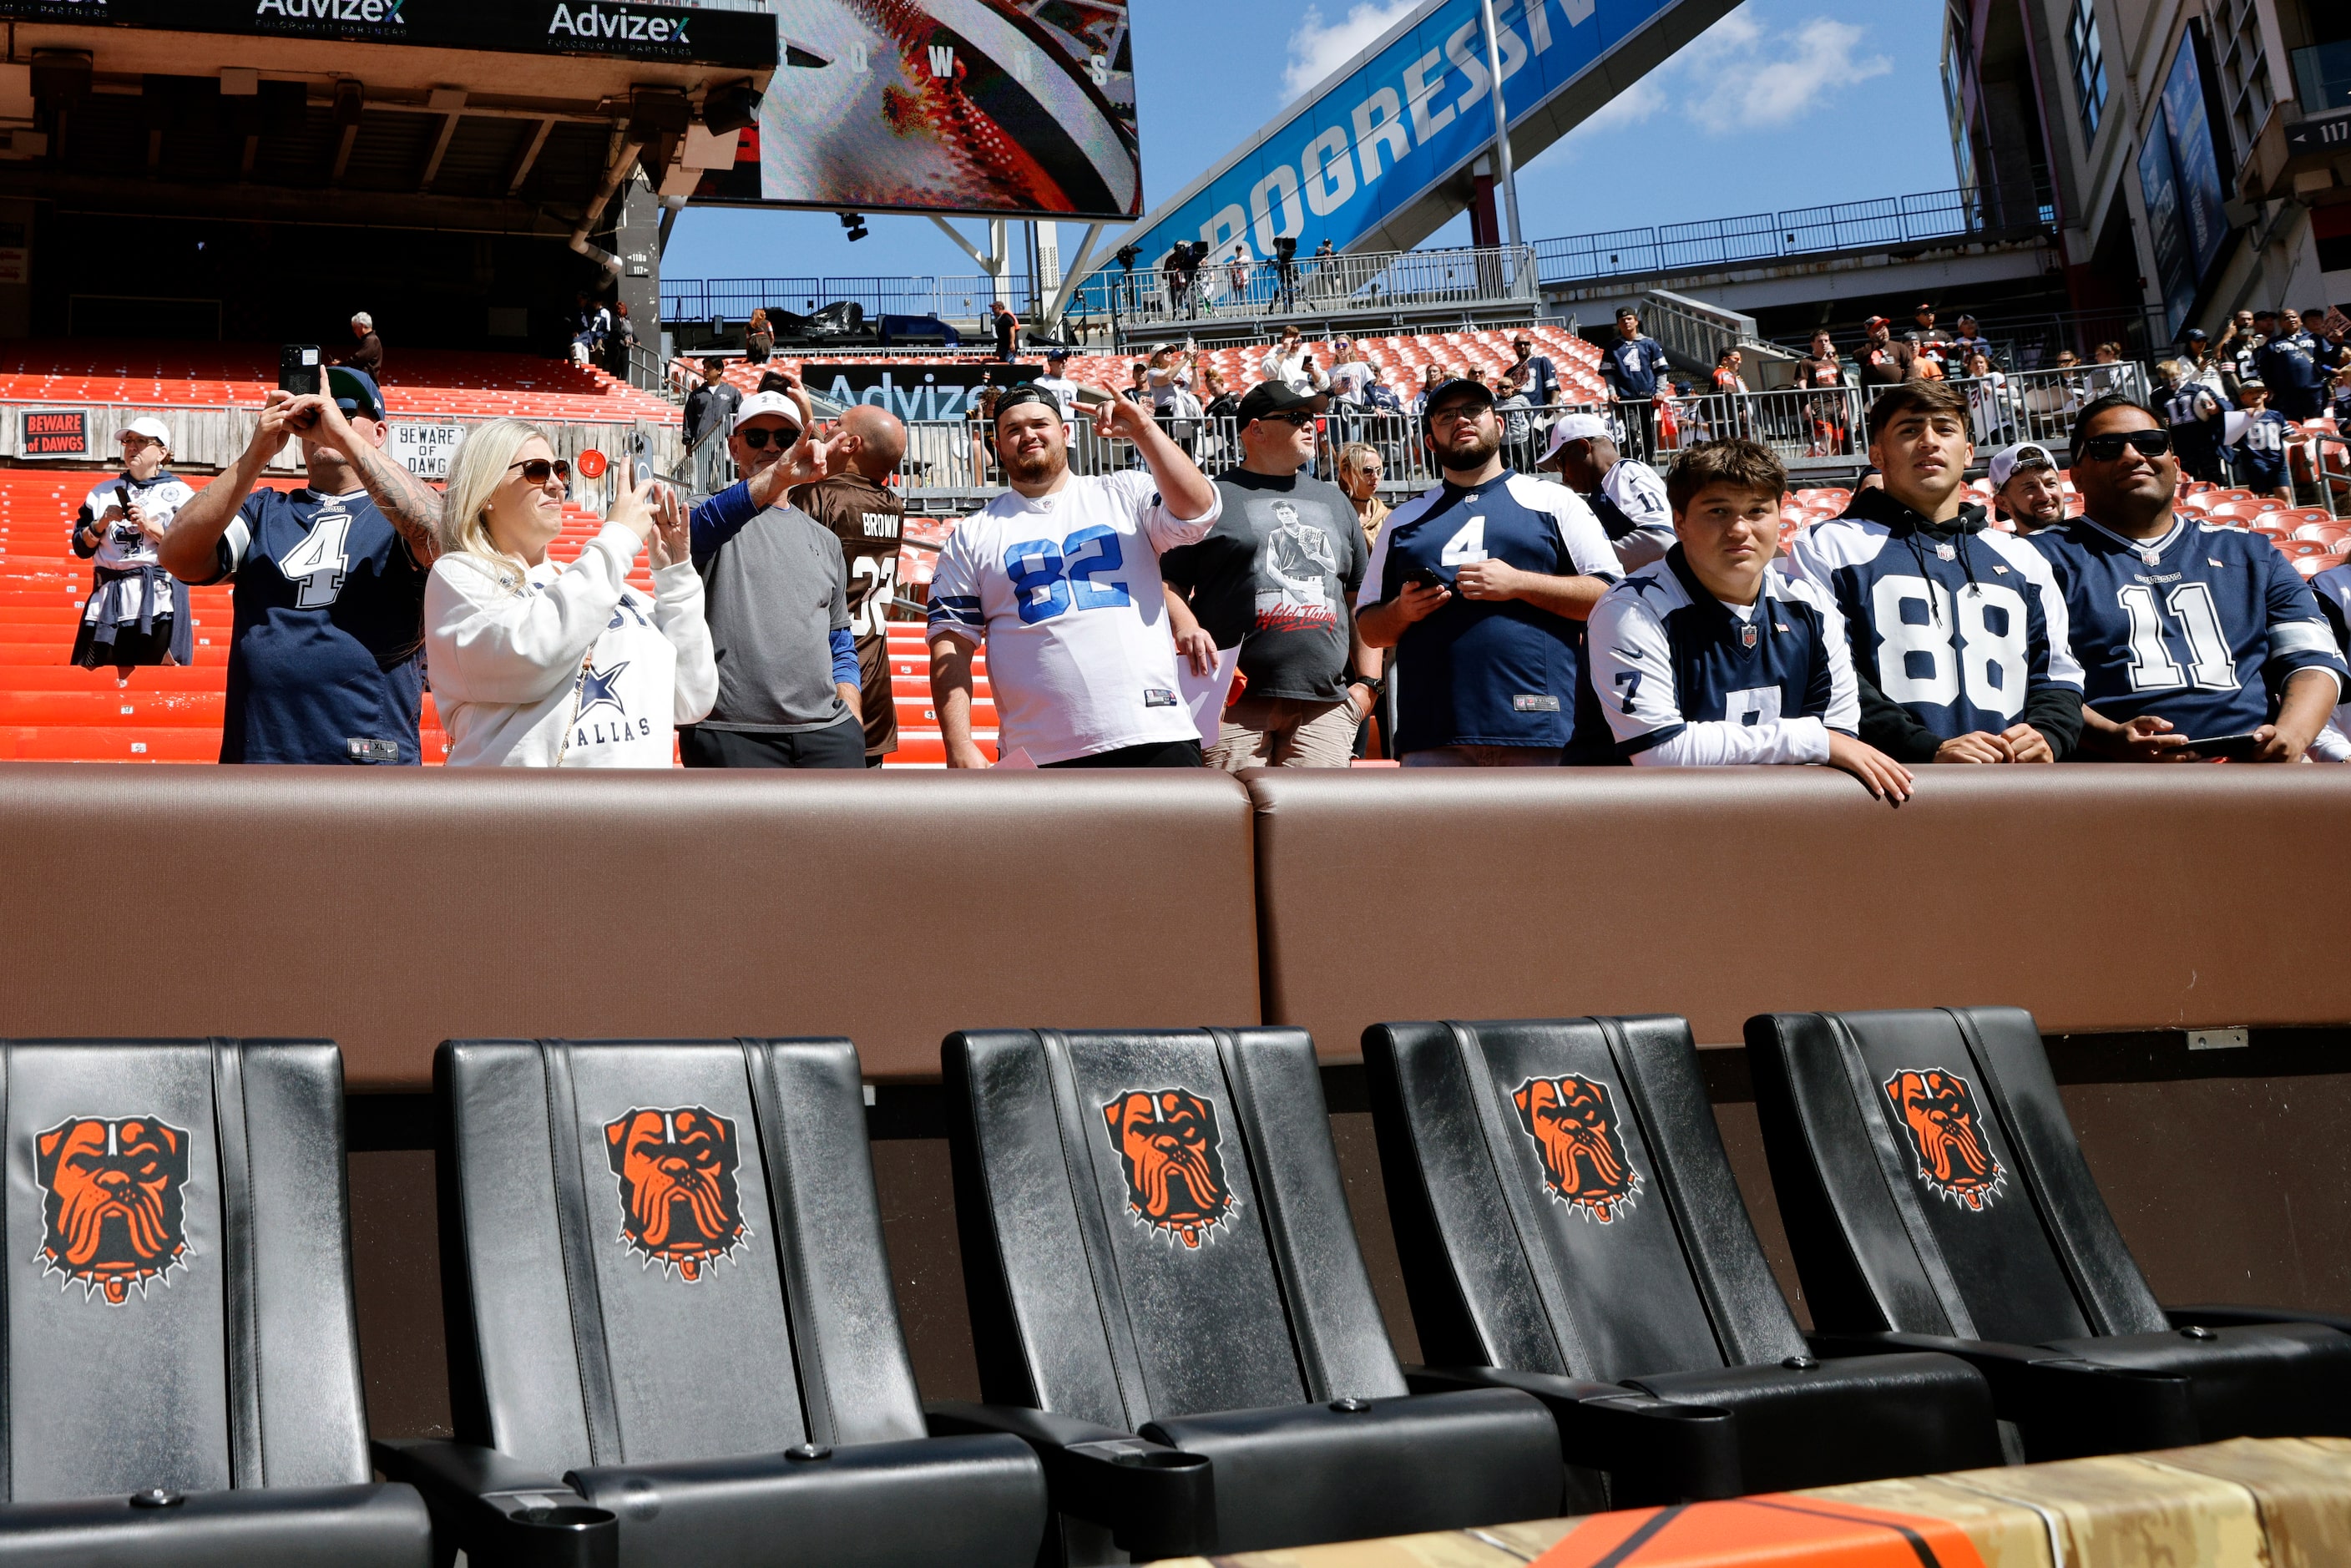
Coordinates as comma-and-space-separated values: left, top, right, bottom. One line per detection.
425, 523, 718, 767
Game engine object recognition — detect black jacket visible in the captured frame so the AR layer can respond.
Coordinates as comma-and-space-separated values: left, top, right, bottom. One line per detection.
1833, 488, 2084, 762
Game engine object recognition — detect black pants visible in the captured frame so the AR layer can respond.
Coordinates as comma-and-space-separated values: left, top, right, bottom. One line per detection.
680, 716, 867, 770
1039, 738, 1203, 769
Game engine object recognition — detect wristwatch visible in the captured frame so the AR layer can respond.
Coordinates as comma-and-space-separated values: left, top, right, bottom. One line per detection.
1346, 674, 1382, 695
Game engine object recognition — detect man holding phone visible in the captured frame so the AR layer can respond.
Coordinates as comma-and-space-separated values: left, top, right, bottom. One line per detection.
159, 366, 442, 763
2038, 394, 2346, 762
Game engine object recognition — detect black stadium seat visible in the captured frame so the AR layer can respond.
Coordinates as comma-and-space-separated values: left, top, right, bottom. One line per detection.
0, 1039, 429, 1565
939, 1027, 1563, 1563
1364, 1016, 1999, 1504
1748, 1006, 2351, 1459
377, 1039, 1046, 1568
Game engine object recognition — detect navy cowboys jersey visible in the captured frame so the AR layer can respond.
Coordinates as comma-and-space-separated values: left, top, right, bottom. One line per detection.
1790, 503, 2081, 741
202, 485, 427, 764
1365, 472, 1618, 753
1587, 547, 1858, 764
2038, 515, 2348, 737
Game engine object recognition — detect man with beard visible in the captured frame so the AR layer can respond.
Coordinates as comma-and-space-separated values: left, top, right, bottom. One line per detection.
1159, 379, 1377, 768
2037, 395, 2344, 763
1789, 381, 2083, 765
1358, 377, 1619, 765
1987, 442, 2066, 534
928, 386, 1220, 767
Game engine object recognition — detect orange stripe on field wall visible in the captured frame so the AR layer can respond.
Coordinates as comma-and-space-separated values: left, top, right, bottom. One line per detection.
1532, 1494, 1991, 1568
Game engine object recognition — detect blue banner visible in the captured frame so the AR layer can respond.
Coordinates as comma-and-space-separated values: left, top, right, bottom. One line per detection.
1081, 0, 1680, 289
2159, 29, 2230, 287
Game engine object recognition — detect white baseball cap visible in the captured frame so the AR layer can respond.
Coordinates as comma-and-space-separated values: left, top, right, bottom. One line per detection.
1537, 412, 1610, 467
1988, 441, 2055, 489
119, 416, 171, 447
731, 391, 803, 437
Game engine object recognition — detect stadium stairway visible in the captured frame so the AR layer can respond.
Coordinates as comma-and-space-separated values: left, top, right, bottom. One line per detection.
0, 466, 994, 766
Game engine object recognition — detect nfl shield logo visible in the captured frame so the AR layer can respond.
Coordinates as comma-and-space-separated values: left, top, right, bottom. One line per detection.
1935, 543, 1958, 560
1739, 622, 1758, 649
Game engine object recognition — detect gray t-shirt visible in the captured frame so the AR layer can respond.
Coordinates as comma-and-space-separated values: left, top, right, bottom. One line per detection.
696, 502, 852, 732
1160, 469, 1368, 702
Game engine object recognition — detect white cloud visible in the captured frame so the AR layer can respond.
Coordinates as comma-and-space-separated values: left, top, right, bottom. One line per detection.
1567, 6, 1891, 139
1282, 0, 1423, 103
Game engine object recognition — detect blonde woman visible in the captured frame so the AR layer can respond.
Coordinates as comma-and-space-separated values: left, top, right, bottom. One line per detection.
1336, 442, 1389, 546
425, 418, 715, 766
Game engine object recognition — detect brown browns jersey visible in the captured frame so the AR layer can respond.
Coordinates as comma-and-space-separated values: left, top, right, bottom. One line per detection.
791, 473, 903, 756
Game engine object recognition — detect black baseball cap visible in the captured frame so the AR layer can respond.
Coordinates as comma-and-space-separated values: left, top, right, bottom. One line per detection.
1423, 377, 1495, 417
2183, 327, 2209, 341
990, 385, 1068, 426
1236, 380, 1327, 423
326, 367, 386, 421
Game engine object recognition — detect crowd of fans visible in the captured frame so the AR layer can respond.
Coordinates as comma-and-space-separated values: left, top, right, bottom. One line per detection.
63, 291, 2351, 781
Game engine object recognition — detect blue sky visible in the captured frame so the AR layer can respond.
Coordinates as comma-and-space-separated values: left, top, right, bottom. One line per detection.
665, 0, 1957, 285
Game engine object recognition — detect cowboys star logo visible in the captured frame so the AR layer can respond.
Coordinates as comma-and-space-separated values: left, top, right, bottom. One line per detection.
1511, 1075, 1642, 1223
604, 1107, 750, 1282
1103, 1088, 1235, 1249
1883, 1068, 2007, 1211
578, 660, 629, 719
34, 1116, 193, 1305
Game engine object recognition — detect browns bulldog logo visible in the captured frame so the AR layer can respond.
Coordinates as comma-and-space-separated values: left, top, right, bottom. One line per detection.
604, 1108, 749, 1282
1883, 1069, 2007, 1211
34, 1116, 192, 1304
1512, 1075, 1642, 1223
1104, 1088, 1234, 1249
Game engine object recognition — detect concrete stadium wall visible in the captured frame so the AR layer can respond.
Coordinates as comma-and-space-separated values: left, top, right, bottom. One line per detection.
0, 764, 2345, 1439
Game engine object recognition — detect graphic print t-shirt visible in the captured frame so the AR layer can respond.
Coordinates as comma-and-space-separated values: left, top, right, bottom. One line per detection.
1160, 469, 1368, 702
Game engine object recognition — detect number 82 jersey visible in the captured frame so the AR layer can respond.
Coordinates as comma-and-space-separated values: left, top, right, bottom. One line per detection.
2036, 514, 2347, 736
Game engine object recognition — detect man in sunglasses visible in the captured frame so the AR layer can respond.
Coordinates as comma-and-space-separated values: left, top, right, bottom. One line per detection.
162, 367, 442, 764
2036, 394, 2346, 762
680, 383, 865, 768
1357, 377, 1618, 766
1790, 380, 2082, 764
1157, 378, 1377, 768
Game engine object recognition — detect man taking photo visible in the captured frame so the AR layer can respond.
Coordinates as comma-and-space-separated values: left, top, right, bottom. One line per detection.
1358, 377, 1618, 766
1160, 379, 1377, 768
160, 369, 442, 763
928, 387, 1220, 767
1789, 382, 2083, 765
2037, 395, 2345, 762
791, 405, 908, 766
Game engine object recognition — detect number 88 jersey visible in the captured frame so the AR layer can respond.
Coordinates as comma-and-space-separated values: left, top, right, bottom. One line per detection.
927, 470, 1219, 765
2036, 514, 2347, 736
1790, 500, 2081, 744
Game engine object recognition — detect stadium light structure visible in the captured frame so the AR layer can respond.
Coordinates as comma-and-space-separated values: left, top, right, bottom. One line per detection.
702, 82, 763, 137
840, 211, 869, 242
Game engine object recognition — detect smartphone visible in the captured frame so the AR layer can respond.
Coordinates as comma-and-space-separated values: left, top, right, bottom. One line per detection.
2182, 731, 2263, 760
1403, 565, 1449, 594
279, 344, 321, 397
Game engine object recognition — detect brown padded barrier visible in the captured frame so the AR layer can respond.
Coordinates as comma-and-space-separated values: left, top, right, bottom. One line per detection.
0, 765, 1261, 1088
1246, 766, 2351, 1053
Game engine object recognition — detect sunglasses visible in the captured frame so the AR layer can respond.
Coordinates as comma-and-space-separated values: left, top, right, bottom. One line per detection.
1256, 411, 1315, 427
2075, 429, 2172, 462
507, 458, 572, 484
738, 426, 800, 449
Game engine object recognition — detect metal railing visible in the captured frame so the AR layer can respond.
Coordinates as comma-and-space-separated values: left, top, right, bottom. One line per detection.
1532, 184, 2055, 286
1062, 244, 1541, 336
660, 276, 1032, 326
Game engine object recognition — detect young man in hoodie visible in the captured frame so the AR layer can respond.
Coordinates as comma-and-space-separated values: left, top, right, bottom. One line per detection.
1788, 380, 2083, 763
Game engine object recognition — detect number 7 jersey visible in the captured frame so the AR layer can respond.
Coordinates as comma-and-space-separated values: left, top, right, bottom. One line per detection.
2035, 513, 2347, 736
927, 469, 1219, 764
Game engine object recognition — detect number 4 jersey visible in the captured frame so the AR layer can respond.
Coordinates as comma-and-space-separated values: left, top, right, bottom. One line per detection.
2035, 513, 2346, 737
205, 484, 427, 765
1789, 493, 2082, 758
928, 469, 1218, 764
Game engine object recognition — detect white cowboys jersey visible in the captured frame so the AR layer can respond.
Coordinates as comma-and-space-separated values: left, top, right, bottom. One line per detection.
928, 469, 1219, 764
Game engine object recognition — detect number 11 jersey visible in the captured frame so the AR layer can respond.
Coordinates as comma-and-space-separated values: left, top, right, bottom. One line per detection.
927, 469, 1219, 764
2035, 513, 2346, 736
205, 485, 428, 764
